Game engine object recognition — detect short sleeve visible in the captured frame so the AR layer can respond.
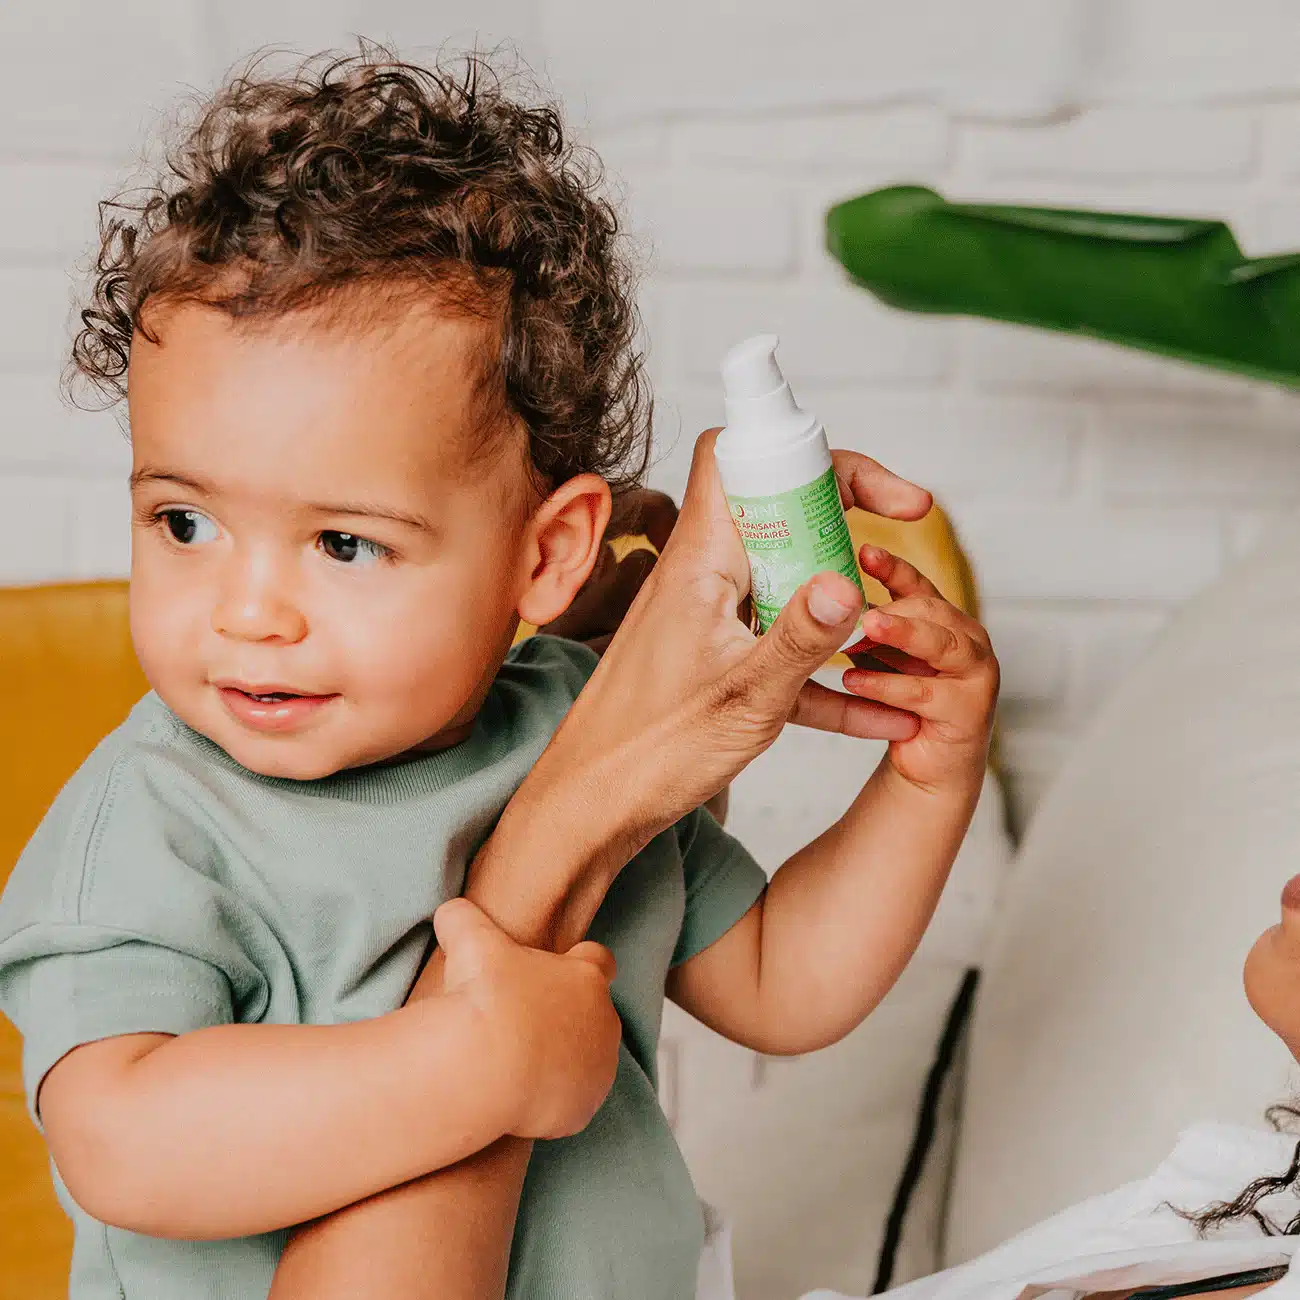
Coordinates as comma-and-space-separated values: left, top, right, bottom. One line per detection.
0, 940, 235, 1125
671, 806, 768, 967
0, 735, 271, 1125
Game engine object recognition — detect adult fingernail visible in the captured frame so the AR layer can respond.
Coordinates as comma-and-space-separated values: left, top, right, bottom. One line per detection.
808, 583, 853, 626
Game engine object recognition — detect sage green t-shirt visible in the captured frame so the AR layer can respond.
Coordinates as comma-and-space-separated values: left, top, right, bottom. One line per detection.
0, 635, 766, 1300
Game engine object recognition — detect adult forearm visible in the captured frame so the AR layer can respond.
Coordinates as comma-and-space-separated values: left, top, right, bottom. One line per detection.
456, 754, 654, 951
46, 996, 511, 1240
757, 759, 981, 1047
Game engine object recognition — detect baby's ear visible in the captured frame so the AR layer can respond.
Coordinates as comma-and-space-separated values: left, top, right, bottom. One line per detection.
516, 474, 612, 629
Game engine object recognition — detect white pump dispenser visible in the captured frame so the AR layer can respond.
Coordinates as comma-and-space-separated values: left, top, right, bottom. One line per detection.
719, 333, 815, 449
715, 334, 866, 645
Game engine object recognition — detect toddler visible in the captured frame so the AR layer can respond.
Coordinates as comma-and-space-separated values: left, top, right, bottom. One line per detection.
0, 50, 999, 1300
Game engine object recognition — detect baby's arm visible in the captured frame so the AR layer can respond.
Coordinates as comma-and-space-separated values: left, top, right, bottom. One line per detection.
669, 547, 998, 1053
38, 892, 619, 1241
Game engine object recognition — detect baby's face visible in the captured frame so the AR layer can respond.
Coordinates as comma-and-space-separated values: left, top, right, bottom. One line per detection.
127, 298, 537, 778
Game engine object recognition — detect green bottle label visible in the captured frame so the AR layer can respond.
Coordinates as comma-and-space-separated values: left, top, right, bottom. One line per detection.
727, 466, 866, 632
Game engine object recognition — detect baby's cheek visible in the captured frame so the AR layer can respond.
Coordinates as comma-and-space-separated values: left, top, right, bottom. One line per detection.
362, 615, 473, 711
130, 577, 196, 685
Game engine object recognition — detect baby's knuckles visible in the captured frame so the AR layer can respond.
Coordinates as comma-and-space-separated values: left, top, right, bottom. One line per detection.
940, 629, 999, 720
542, 978, 621, 1137
482, 950, 619, 1140
895, 661, 997, 789
949, 657, 999, 732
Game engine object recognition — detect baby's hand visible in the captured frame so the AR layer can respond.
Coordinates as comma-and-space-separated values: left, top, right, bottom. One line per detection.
842, 546, 1000, 794
434, 898, 621, 1140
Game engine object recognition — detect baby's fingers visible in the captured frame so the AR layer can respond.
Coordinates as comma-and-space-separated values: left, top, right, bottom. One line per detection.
845, 642, 938, 678
858, 609, 985, 677
858, 545, 943, 602
839, 668, 971, 726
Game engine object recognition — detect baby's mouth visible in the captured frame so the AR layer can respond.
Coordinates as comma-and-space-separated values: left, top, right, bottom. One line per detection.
214, 682, 339, 731
214, 679, 328, 701
214, 681, 338, 733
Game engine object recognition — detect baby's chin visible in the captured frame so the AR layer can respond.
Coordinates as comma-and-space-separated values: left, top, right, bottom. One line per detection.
222, 738, 360, 781
175, 694, 471, 780
211, 728, 460, 780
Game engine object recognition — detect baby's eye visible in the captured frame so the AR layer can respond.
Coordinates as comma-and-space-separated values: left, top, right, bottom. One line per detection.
160, 509, 219, 545
319, 531, 389, 566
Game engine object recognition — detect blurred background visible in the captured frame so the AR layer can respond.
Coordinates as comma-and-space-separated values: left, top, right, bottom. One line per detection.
9, 1, 1300, 828
10, 6, 1300, 1298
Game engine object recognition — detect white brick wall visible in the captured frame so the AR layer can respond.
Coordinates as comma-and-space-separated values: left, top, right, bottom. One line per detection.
625, 177, 797, 275
670, 108, 951, 174
962, 108, 1260, 182
7, 1, 1300, 829
1092, 0, 1300, 102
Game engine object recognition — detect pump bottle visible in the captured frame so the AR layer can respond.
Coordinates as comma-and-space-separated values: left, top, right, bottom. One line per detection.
715, 334, 867, 650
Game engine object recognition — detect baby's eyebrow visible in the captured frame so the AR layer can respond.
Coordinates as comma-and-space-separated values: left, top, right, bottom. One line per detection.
129, 468, 211, 494
308, 501, 438, 533
128, 471, 436, 533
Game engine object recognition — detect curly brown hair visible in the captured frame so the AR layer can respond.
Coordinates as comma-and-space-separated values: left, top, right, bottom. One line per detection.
69, 46, 652, 494
1182, 1105, 1300, 1237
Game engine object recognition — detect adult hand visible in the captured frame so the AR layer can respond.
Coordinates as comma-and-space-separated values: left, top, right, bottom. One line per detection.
532, 430, 935, 842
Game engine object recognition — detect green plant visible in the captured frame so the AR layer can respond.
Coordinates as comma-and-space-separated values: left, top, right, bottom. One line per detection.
825, 185, 1300, 388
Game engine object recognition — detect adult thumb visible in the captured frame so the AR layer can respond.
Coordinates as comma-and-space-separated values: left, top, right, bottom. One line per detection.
434, 898, 507, 988
741, 572, 864, 703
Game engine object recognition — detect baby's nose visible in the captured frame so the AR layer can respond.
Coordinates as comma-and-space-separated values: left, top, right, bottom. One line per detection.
212, 561, 307, 644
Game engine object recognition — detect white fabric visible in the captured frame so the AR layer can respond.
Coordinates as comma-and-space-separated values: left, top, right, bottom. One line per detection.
805, 1123, 1300, 1300
696, 1203, 738, 1300
663, 719, 1014, 1300
945, 517, 1300, 1263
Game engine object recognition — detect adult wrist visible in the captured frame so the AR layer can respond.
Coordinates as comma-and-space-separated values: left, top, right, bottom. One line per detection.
467, 758, 651, 952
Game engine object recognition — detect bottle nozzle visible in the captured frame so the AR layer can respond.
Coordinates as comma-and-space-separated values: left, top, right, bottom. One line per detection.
718, 332, 813, 448
721, 333, 785, 401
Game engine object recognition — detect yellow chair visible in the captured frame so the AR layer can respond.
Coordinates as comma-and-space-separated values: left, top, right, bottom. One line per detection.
0, 507, 976, 1299
0, 581, 145, 1300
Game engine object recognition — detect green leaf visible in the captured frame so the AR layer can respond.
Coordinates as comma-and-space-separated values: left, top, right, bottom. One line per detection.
824, 185, 1300, 388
